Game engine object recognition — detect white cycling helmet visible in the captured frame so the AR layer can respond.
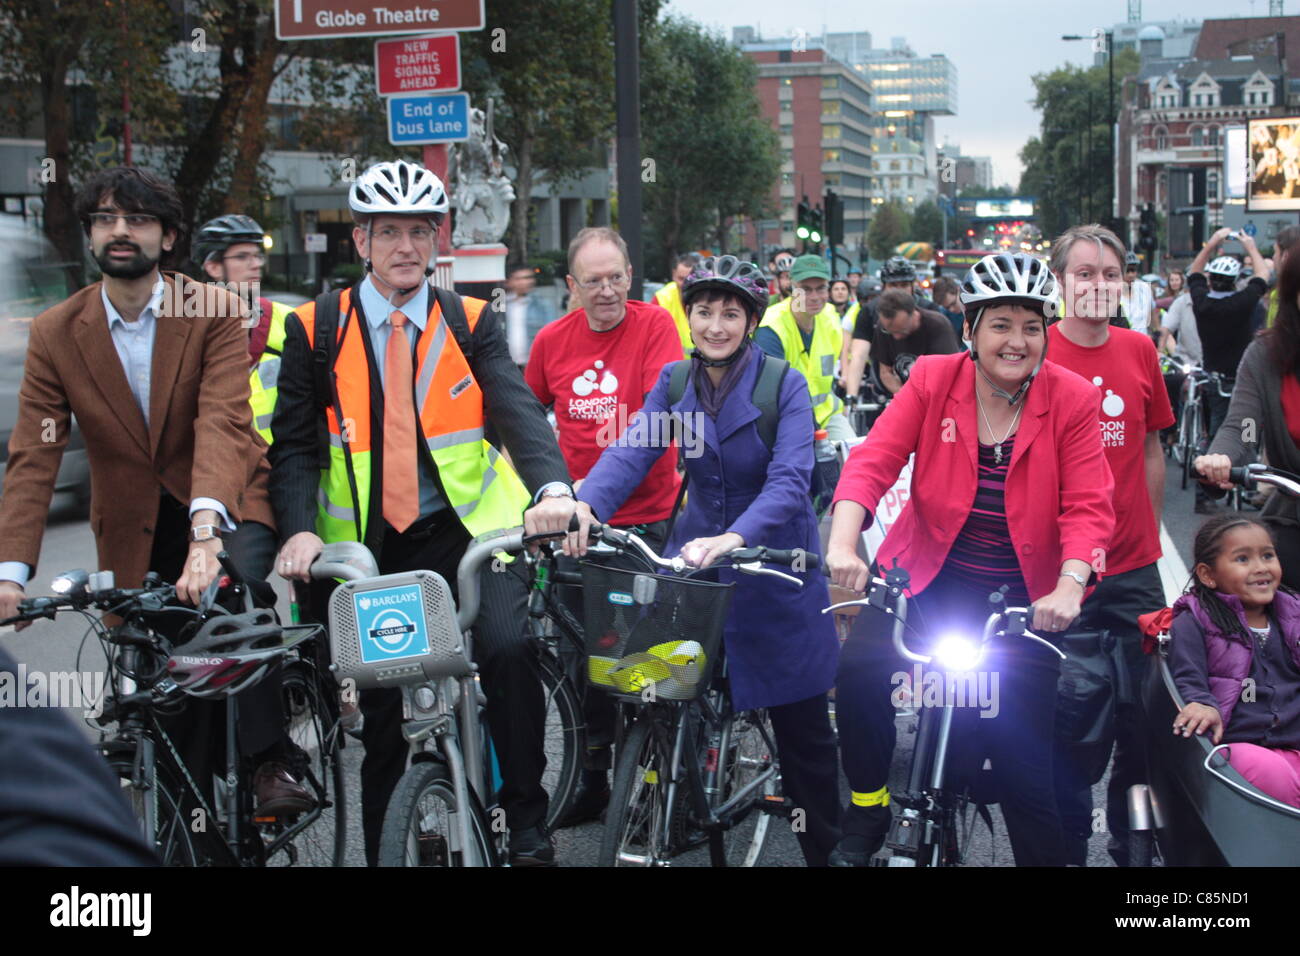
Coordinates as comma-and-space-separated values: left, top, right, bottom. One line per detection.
960, 253, 1058, 405
1206, 255, 1242, 279
349, 160, 450, 222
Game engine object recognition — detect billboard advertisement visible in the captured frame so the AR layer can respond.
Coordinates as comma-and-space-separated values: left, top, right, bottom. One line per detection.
1248, 117, 1300, 211
1224, 126, 1247, 200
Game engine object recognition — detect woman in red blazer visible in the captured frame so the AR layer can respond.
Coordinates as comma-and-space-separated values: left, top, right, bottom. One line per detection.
824, 253, 1115, 867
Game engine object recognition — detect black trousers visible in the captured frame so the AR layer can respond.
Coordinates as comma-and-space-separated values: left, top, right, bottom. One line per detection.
1053, 562, 1164, 865
1271, 520, 1300, 592
311, 511, 546, 866
768, 693, 841, 867
148, 493, 282, 811
835, 573, 1067, 866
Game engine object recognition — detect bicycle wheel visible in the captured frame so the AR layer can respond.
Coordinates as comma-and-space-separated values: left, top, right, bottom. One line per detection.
1180, 400, 1200, 489
264, 662, 348, 867
537, 651, 584, 833
707, 708, 778, 867
378, 760, 496, 867
599, 715, 670, 866
116, 755, 212, 866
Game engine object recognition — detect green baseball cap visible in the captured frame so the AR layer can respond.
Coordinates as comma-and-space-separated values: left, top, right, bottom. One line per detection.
789, 254, 830, 283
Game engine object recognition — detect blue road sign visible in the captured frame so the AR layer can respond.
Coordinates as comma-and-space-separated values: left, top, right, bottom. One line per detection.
387, 91, 471, 146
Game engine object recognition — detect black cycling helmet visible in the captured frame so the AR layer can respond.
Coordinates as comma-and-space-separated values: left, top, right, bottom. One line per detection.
857, 277, 883, 301
167, 608, 286, 699
193, 214, 265, 265
682, 255, 768, 367
1124, 251, 1141, 268
880, 256, 918, 283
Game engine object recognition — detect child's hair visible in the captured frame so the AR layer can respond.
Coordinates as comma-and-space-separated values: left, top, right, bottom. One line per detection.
1187, 513, 1289, 638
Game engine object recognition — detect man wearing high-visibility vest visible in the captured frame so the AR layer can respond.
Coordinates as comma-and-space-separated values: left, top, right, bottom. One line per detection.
652, 252, 701, 356
193, 215, 294, 444
269, 159, 575, 867
755, 254, 856, 440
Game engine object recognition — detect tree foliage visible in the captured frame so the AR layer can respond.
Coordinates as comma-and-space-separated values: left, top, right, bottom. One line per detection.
1018, 49, 1139, 238
638, 16, 780, 278
910, 200, 944, 246
867, 200, 912, 260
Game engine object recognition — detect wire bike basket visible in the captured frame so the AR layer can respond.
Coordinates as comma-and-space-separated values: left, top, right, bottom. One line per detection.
580, 562, 733, 701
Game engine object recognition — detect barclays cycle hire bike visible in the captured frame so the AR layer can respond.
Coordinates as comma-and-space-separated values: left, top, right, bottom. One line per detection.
824, 564, 1065, 867
311, 529, 584, 867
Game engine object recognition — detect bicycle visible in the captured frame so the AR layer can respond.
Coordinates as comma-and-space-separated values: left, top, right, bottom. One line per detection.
312, 530, 584, 867
583, 524, 811, 867
824, 566, 1065, 867
0, 553, 347, 866
1177, 369, 1234, 492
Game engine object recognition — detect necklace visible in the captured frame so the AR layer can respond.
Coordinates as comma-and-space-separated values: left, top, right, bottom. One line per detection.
974, 388, 1023, 465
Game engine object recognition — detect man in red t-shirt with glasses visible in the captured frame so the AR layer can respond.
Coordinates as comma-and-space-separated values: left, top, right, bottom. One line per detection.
1046, 224, 1176, 866
525, 226, 683, 826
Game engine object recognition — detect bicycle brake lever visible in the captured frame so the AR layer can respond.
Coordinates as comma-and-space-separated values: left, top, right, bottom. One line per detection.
822, 598, 873, 614
733, 561, 802, 586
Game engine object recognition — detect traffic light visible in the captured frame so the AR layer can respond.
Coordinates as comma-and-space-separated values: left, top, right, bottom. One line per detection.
824, 189, 845, 247
809, 205, 824, 245
796, 197, 812, 240
1139, 204, 1157, 254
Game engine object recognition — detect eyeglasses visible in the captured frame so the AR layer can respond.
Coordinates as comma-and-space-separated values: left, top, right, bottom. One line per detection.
574, 273, 630, 292
223, 252, 266, 265
372, 226, 435, 244
89, 212, 160, 230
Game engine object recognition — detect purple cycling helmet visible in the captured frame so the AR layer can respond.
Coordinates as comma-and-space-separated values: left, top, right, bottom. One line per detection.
682, 255, 769, 321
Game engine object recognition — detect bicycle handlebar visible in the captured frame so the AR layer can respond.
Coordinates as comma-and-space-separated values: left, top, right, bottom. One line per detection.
1227, 463, 1300, 497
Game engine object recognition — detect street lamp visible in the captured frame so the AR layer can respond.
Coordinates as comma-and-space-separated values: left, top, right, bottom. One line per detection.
1062, 30, 1115, 228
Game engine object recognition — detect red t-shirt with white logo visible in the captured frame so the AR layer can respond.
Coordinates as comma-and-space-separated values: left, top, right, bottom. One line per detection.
1047, 324, 1175, 576
525, 299, 683, 525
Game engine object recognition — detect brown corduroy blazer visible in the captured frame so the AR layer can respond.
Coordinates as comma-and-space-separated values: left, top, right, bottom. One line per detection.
0, 271, 275, 587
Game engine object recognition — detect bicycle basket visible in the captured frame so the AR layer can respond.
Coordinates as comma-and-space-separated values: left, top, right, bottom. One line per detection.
327, 570, 470, 689
580, 562, 733, 700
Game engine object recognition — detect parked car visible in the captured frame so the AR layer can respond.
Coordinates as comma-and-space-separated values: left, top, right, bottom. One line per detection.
0, 215, 89, 517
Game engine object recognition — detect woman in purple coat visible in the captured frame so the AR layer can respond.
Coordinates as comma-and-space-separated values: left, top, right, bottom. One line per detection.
566, 256, 842, 865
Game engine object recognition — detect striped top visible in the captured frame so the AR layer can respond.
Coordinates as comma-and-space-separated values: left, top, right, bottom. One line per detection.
940, 437, 1031, 605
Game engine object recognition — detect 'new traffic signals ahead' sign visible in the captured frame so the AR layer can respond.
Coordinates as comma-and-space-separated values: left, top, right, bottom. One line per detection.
387, 92, 470, 145
375, 33, 460, 96
276, 0, 484, 40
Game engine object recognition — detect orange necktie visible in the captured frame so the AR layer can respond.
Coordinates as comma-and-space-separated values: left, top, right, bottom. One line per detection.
383, 309, 419, 533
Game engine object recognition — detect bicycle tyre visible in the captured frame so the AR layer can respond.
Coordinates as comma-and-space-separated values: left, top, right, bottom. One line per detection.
118, 756, 213, 866
599, 715, 669, 867
706, 708, 778, 867
1129, 828, 1155, 868
537, 651, 584, 833
265, 661, 349, 867
378, 761, 496, 867
1180, 401, 1200, 490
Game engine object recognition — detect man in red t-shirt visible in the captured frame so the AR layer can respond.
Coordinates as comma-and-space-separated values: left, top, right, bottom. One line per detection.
1047, 224, 1176, 867
525, 226, 683, 825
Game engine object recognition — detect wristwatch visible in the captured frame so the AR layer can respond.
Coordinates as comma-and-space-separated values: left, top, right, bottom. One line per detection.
536, 481, 574, 501
1060, 569, 1087, 589
190, 524, 222, 543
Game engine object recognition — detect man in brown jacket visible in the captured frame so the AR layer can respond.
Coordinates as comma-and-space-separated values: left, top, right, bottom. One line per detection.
0, 166, 307, 815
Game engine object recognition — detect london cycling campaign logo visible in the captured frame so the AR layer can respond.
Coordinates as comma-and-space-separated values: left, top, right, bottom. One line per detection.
354, 586, 431, 663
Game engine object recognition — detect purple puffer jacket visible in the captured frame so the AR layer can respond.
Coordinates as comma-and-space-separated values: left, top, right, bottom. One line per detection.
1169, 589, 1300, 727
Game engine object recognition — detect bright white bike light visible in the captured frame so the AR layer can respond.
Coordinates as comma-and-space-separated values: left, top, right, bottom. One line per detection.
933, 632, 981, 672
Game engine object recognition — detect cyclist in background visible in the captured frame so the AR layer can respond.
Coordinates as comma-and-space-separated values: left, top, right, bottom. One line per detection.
1120, 252, 1158, 334
1187, 228, 1271, 515
193, 214, 293, 445
653, 252, 703, 357
755, 254, 856, 441
767, 252, 795, 306
567, 256, 842, 865
825, 252, 1115, 867
1266, 225, 1300, 328
841, 256, 937, 402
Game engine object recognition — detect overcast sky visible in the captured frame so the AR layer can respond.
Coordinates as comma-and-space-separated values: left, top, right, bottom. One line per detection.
668, 0, 1281, 188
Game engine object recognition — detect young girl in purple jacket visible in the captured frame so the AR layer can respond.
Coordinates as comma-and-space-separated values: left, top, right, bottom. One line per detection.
1168, 513, 1300, 806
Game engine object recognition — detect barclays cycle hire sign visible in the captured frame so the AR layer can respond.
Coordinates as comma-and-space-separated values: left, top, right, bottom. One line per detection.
353, 584, 431, 663
387, 91, 470, 146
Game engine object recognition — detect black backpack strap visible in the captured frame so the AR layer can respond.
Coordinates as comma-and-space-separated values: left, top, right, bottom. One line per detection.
667, 358, 691, 405
751, 352, 789, 453
432, 285, 474, 363
310, 289, 342, 413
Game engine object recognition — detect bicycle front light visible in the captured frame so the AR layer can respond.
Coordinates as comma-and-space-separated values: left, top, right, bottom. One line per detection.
932, 632, 982, 672
50, 568, 89, 596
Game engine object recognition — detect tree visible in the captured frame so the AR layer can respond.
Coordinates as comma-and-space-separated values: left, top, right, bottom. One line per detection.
910, 201, 944, 246
867, 201, 912, 261
1018, 49, 1139, 237
638, 16, 780, 276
